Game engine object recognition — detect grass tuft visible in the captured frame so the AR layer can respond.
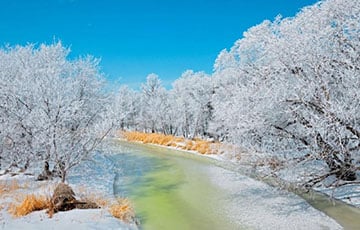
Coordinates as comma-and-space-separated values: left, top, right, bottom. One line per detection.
109, 198, 135, 223
9, 194, 50, 217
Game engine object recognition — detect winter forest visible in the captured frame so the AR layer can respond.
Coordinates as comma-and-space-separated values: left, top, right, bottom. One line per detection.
1, 0, 360, 194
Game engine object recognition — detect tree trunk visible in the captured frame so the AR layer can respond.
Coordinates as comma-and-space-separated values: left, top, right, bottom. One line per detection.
316, 133, 357, 181
61, 171, 66, 183
36, 161, 52, 181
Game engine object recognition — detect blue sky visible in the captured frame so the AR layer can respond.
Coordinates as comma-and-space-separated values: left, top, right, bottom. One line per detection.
0, 0, 318, 88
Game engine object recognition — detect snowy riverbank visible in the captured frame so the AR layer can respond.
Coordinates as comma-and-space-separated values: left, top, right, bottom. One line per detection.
156, 138, 360, 209
112, 140, 346, 229
0, 152, 138, 230
116, 137, 360, 228
2, 140, 358, 229
204, 164, 343, 230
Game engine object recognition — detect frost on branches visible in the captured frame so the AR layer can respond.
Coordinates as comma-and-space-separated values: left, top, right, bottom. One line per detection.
114, 0, 360, 190
0, 42, 113, 182
211, 0, 360, 188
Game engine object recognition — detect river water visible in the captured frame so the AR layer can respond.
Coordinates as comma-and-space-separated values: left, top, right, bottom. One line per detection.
109, 140, 358, 230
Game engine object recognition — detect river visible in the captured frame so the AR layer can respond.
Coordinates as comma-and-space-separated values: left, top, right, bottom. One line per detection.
108, 140, 358, 230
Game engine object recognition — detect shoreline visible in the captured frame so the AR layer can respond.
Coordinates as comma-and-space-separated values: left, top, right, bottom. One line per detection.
111, 139, 343, 230
0, 153, 139, 230
115, 136, 360, 229
116, 133, 360, 207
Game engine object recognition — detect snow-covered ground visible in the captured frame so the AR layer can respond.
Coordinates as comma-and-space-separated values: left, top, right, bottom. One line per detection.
0, 152, 138, 230
198, 162, 343, 230
1, 208, 134, 230
256, 160, 360, 208
1, 142, 357, 230
0, 174, 135, 230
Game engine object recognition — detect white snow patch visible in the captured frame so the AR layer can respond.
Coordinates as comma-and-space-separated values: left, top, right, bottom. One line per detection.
1, 209, 135, 230
0, 152, 138, 230
204, 165, 343, 230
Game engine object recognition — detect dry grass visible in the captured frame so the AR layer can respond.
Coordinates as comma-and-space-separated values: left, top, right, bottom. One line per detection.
122, 131, 221, 155
76, 187, 135, 223
9, 180, 21, 191
1, 180, 50, 217
75, 186, 110, 208
2, 180, 137, 225
109, 198, 135, 223
255, 156, 284, 170
0, 180, 22, 197
184, 140, 193, 150
6, 184, 109, 217
193, 141, 209, 154
122, 131, 181, 147
9, 194, 50, 217
122, 131, 246, 162
0, 182, 6, 196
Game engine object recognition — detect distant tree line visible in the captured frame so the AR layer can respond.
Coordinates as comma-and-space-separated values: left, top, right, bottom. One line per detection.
114, 0, 360, 188
0, 0, 359, 189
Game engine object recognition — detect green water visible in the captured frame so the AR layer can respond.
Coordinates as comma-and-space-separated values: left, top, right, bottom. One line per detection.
111, 141, 243, 230
110, 140, 360, 230
301, 192, 360, 230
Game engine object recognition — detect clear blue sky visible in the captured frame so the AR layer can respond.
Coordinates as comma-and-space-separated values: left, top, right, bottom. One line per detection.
0, 0, 318, 88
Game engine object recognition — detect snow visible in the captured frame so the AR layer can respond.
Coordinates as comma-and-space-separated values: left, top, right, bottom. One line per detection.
0, 145, 353, 230
0, 152, 138, 230
1, 209, 134, 230
257, 160, 360, 208
0, 175, 136, 230
204, 165, 343, 230
315, 183, 360, 208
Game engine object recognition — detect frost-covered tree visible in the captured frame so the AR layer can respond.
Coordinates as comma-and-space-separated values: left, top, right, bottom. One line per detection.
108, 0, 359, 189
172, 70, 214, 138
0, 42, 113, 182
212, 0, 360, 188
114, 85, 140, 130
139, 74, 169, 133
0, 44, 41, 172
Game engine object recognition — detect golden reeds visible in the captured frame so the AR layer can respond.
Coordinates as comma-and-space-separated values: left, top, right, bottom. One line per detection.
121, 131, 221, 155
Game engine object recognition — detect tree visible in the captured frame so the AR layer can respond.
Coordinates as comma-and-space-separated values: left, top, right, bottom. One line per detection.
0, 44, 41, 172
114, 85, 140, 130
108, 0, 359, 190
212, 0, 360, 188
172, 70, 214, 138
0, 42, 113, 182
139, 74, 169, 133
